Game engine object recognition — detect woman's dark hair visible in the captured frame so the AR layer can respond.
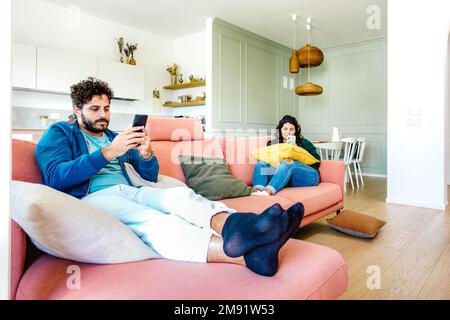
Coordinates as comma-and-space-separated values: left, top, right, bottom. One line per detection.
276, 115, 303, 145
70, 77, 114, 108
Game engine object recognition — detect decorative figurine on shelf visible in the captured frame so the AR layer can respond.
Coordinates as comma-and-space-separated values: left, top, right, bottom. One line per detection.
166, 63, 178, 85
189, 75, 195, 83
179, 74, 184, 84
126, 42, 138, 65
152, 88, 161, 113
116, 37, 124, 63
123, 45, 130, 64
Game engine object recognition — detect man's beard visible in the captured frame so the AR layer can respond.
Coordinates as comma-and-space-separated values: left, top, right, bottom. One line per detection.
80, 112, 109, 133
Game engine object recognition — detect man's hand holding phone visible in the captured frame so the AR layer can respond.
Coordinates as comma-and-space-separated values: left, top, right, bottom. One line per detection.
101, 126, 147, 161
131, 114, 152, 159
137, 126, 152, 159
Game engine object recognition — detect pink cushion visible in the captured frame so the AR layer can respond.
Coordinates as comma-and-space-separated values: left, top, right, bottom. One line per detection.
276, 183, 343, 217
151, 139, 224, 182
16, 239, 347, 300
221, 136, 273, 186
12, 139, 41, 183
10, 220, 26, 300
148, 117, 203, 142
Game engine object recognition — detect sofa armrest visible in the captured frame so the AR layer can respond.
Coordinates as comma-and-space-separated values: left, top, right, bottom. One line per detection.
10, 220, 26, 300
319, 160, 345, 199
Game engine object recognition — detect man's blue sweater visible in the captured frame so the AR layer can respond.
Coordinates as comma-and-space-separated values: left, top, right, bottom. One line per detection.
35, 120, 159, 199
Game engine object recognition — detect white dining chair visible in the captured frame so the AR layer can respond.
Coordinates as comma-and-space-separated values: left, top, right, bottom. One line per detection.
315, 142, 343, 160
341, 137, 357, 192
351, 137, 367, 188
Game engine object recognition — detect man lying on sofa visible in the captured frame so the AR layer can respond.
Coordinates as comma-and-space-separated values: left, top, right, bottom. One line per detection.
35, 77, 304, 277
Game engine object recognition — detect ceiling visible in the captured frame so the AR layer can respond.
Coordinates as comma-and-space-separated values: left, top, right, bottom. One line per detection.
42, 0, 387, 48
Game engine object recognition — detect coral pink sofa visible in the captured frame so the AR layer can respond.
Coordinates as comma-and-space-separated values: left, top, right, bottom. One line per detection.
10, 117, 347, 300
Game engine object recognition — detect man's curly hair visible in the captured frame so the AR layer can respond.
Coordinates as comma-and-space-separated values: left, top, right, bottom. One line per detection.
70, 77, 114, 108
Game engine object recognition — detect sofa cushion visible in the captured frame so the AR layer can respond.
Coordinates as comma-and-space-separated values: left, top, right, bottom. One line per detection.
220, 195, 295, 212
221, 136, 272, 186
276, 183, 342, 217
11, 181, 159, 264
16, 239, 347, 300
151, 139, 224, 182
12, 139, 41, 183
148, 117, 203, 141
179, 156, 254, 200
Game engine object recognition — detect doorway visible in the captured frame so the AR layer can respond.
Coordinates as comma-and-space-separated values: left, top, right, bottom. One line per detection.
447, 33, 450, 191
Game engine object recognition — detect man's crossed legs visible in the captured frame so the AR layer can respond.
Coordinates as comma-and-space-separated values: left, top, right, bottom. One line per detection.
82, 184, 304, 276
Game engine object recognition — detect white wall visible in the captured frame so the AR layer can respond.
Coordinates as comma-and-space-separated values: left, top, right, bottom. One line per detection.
210, 18, 294, 133
174, 31, 206, 80
447, 33, 450, 185
12, 0, 175, 116
387, 0, 450, 209
299, 39, 387, 176
0, 0, 11, 301
171, 31, 207, 118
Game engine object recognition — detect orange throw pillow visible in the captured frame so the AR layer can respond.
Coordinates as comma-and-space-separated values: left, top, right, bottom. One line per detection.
326, 210, 386, 239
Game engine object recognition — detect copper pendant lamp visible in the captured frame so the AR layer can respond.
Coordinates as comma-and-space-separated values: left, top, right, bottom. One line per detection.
296, 17, 323, 96
289, 14, 299, 73
298, 44, 324, 68
295, 82, 323, 96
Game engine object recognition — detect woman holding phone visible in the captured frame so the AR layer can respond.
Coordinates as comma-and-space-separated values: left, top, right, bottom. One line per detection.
252, 115, 321, 196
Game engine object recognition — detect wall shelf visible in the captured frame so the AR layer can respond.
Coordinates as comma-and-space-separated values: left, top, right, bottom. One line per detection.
163, 80, 206, 90
162, 100, 205, 107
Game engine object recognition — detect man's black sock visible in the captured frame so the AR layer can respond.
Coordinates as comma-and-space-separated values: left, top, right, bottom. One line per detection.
221, 203, 289, 258
243, 202, 305, 277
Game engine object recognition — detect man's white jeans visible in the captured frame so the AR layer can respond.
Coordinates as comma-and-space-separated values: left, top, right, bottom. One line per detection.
82, 184, 236, 263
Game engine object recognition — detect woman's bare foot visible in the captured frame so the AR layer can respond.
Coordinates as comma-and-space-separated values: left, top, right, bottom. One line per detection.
251, 188, 274, 196
251, 190, 270, 196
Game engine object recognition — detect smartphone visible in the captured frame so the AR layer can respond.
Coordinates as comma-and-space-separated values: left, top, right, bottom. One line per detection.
132, 114, 148, 133
287, 135, 296, 144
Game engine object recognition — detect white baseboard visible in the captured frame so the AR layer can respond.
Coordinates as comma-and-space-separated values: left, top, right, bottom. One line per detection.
386, 198, 447, 211
348, 171, 387, 178
362, 173, 387, 178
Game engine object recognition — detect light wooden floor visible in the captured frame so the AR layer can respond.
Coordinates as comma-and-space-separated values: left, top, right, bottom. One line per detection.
295, 176, 450, 300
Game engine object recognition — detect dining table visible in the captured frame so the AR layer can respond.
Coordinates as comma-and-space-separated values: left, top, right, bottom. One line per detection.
312, 141, 344, 160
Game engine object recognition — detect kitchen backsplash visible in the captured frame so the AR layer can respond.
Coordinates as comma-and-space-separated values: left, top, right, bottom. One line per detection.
13, 107, 137, 131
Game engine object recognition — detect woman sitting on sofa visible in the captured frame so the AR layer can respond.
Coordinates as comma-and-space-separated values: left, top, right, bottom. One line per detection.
252, 115, 321, 196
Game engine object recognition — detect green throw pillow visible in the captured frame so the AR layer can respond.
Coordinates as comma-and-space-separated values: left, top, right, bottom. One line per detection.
179, 156, 255, 200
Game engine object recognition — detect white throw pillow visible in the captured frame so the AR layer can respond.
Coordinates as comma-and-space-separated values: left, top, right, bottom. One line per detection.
11, 181, 161, 263
124, 162, 186, 188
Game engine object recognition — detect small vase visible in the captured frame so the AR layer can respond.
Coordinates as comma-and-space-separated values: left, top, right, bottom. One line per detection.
331, 127, 341, 142
179, 74, 184, 84
170, 74, 177, 85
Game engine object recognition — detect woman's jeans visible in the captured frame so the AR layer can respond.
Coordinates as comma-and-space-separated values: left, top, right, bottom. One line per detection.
253, 160, 319, 194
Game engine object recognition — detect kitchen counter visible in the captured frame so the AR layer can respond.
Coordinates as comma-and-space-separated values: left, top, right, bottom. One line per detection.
12, 128, 46, 143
